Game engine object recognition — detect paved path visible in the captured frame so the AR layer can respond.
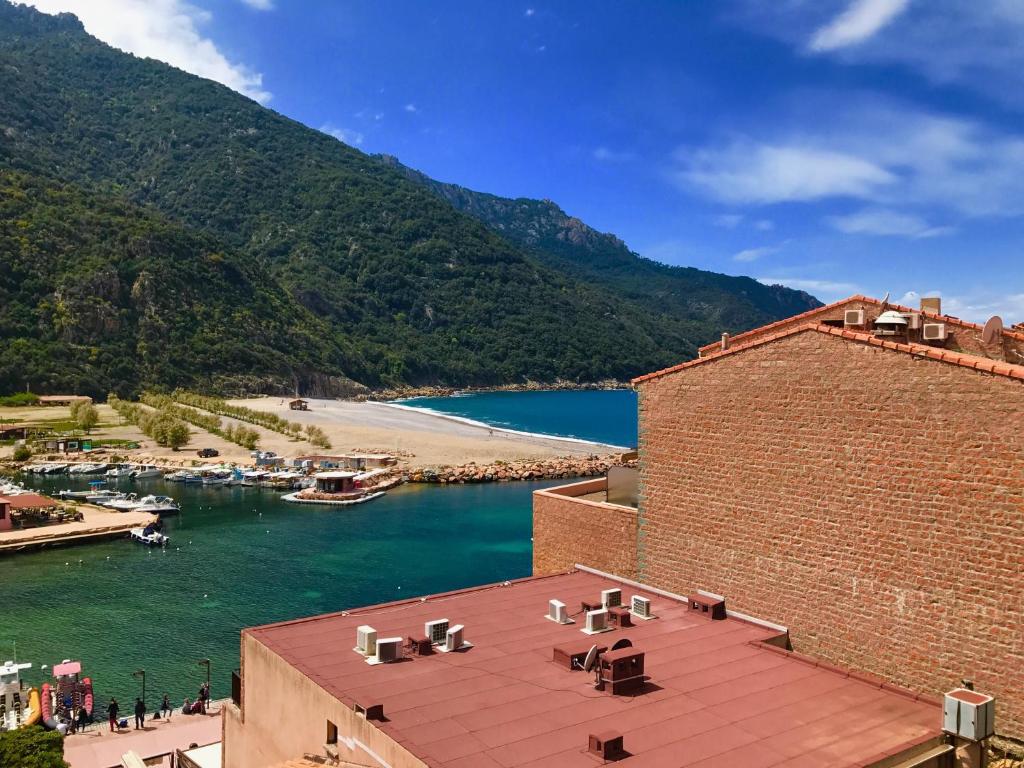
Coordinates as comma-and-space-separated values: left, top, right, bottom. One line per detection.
0, 505, 156, 554
64, 702, 223, 768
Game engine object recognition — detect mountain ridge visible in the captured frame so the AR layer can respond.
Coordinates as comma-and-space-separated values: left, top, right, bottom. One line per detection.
0, 1, 819, 397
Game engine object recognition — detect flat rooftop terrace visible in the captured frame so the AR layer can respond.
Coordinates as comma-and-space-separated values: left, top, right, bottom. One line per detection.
247, 569, 941, 768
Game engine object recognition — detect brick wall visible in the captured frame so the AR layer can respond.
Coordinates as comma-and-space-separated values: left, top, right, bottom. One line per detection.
533, 478, 638, 579
637, 329, 1024, 737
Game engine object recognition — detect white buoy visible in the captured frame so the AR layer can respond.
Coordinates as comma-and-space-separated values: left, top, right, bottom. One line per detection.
204, 594, 208, 598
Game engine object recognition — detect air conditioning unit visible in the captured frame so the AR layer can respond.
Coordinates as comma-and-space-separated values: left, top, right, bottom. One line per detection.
923, 323, 947, 341
630, 595, 654, 620
367, 637, 403, 665
354, 625, 377, 657
943, 689, 995, 741
445, 624, 464, 652
425, 619, 449, 645
582, 608, 610, 635
844, 309, 865, 327
903, 313, 922, 330
601, 588, 622, 609
547, 599, 573, 624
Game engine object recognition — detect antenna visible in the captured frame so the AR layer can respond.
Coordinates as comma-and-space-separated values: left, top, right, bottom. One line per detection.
582, 645, 600, 673
982, 315, 1003, 345
880, 291, 890, 307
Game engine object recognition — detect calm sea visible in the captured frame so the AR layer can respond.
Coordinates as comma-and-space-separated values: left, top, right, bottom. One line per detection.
0, 475, 565, 708
394, 389, 638, 448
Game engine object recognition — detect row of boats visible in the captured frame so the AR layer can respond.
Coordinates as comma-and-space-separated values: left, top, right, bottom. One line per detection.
26, 462, 314, 491
23, 462, 163, 478
0, 659, 92, 734
56, 489, 180, 516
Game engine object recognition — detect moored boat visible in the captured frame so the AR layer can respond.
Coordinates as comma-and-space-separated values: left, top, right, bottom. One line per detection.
105, 463, 134, 479
134, 495, 180, 516
130, 523, 169, 547
130, 464, 163, 479
0, 660, 39, 732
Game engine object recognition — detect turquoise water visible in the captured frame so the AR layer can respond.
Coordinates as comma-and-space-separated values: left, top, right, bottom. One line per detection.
0, 475, 562, 709
395, 389, 638, 448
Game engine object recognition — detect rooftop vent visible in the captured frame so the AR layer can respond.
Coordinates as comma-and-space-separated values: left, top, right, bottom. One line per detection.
407, 635, 432, 656
354, 700, 385, 722
589, 731, 626, 761
597, 647, 646, 695
582, 608, 612, 635
943, 689, 995, 741
923, 323, 948, 341
601, 588, 622, 609
546, 599, 574, 625
354, 625, 377, 657
844, 309, 866, 327
425, 619, 449, 645
689, 595, 726, 620
367, 637, 403, 665
608, 606, 632, 628
630, 595, 655, 620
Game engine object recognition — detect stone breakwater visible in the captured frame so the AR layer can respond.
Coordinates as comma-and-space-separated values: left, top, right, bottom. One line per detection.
408, 455, 633, 484
363, 379, 630, 402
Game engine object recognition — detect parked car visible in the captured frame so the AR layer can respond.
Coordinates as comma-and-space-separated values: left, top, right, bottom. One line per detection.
197, 448, 219, 458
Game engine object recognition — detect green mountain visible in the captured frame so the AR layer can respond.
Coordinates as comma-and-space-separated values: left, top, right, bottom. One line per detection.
378, 156, 818, 334
0, 3, 819, 397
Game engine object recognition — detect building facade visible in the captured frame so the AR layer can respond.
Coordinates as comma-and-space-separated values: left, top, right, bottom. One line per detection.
534, 296, 1024, 738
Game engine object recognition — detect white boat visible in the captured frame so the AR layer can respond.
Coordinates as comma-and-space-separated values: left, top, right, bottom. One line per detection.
87, 490, 127, 505
164, 470, 188, 482
134, 495, 180, 516
69, 462, 108, 475
130, 465, 163, 479
105, 463, 134, 479
41, 463, 69, 474
241, 470, 269, 486
0, 660, 40, 731
104, 493, 140, 511
130, 526, 169, 547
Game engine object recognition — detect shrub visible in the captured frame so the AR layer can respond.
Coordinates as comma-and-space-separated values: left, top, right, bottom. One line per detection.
13, 444, 32, 461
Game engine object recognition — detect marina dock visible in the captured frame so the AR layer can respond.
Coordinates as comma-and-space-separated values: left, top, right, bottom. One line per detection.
0, 503, 158, 554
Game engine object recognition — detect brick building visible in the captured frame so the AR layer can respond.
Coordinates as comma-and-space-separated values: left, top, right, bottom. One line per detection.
534, 296, 1024, 739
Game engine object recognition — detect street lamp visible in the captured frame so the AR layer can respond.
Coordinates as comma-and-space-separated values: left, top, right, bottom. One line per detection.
132, 669, 145, 705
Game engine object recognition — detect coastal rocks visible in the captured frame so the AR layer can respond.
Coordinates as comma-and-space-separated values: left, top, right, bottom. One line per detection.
364, 380, 630, 402
409, 455, 634, 485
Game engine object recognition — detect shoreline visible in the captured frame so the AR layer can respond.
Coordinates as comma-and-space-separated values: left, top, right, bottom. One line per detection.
376, 400, 631, 452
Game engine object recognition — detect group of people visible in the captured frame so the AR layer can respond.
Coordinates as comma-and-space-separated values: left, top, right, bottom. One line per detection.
105, 683, 212, 733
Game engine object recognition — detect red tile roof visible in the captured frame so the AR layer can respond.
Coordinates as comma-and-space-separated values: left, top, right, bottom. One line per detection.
635, 321, 1024, 385
695, 294, 1024, 357
2, 493, 57, 509
247, 569, 940, 768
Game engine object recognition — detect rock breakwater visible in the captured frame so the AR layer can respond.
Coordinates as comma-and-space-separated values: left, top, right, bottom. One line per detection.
408, 455, 633, 484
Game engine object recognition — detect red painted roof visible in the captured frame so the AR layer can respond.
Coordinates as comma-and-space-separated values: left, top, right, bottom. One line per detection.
695, 294, 1024, 357
3, 493, 57, 509
634, 321, 1024, 385
247, 570, 940, 767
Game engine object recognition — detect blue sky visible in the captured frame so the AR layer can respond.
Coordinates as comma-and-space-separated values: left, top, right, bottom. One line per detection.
20, 0, 1024, 321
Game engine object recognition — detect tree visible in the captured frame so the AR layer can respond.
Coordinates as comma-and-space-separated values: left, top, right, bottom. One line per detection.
75, 403, 99, 433
0, 725, 69, 768
166, 421, 190, 451
13, 443, 32, 461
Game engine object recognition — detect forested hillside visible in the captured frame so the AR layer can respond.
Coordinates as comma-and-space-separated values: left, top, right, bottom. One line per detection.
0, 3, 819, 397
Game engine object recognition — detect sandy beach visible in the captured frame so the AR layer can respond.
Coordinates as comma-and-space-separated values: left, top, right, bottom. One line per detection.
1, 397, 619, 469
225, 397, 620, 467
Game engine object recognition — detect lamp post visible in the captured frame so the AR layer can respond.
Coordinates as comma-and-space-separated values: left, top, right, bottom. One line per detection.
132, 669, 145, 706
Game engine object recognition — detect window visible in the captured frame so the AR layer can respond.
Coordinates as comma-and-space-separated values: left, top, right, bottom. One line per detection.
326, 720, 338, 745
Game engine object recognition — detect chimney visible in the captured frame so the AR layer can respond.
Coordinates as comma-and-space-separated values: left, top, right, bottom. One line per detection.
720, 333, 730, 351
588, 731, 626, 761
920, 296, 941, 315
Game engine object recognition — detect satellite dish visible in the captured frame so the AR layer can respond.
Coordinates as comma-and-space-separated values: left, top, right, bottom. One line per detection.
880, 291, 890, 306
982, 315, 1004, 345
582, 644, 600, 673
611, 638, 633, 651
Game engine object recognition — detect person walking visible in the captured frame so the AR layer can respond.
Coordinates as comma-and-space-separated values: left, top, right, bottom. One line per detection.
133, 697, 145, 730
77, 705, 89, 733
107, 698, 119, 732
161, 693, 172, 720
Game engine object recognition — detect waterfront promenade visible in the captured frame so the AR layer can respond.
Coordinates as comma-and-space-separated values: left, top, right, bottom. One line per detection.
0, 503, 156, 554
64, 700, 223, 768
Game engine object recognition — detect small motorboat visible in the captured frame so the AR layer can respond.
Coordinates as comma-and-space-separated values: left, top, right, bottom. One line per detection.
0, 660, 40, 731
130, 464, 164, 479
134, 495, 180, 516
105, 463, 134, 479
130, 524, 169, 547
104, 493, 140, 512
164, 470, 189, 482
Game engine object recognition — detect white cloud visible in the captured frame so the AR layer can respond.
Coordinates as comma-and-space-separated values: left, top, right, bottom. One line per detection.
757, 277, 861, 302
404, 103, 418, 113
732, 246, 778, 263
674, 101, 1024, 220
319, 124, 363, 146
829, 208, 954, 238
525, 7, 535, 16
899, 290, 1024, 324
809, 0, 910, 51
240, 0, 273, 9
754, 219, 774, 231
24, 0, 270, 103
678, 141, 895, 204
713, 213, 744, 228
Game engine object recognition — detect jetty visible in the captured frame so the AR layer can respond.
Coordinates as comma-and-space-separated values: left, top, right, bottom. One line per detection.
0, 502, 157, 554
